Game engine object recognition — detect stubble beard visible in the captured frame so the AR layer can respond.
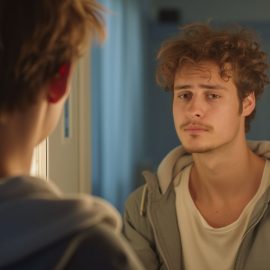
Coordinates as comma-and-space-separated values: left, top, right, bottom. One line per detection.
183, 144, 216, 154
179, 122, 216, 154
180, 131, 240, 155
181, 137, 217, 154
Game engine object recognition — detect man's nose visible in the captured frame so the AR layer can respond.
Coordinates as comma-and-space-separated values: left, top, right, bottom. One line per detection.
186, 96, 205, 119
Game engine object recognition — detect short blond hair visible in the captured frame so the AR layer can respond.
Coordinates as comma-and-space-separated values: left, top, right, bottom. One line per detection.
0, 0, 105, 113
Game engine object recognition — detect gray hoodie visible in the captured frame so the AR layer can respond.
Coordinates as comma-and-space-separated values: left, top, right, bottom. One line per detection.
123, 141, 270, 270
0, 175, 143, 269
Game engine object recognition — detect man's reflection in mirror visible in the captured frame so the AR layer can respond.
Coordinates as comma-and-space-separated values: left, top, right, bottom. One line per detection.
123, 22, 270, 270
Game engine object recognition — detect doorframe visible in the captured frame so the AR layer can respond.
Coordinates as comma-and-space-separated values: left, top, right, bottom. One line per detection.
31, 50, 92, 194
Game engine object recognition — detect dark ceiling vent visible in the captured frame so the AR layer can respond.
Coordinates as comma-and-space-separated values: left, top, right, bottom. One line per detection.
158, 8, 181, 24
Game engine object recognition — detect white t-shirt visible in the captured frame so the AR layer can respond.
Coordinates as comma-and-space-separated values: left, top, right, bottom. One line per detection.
174, 160, 270, 270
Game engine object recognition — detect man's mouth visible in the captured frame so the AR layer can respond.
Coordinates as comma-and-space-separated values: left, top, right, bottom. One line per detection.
181, 122, 211, 133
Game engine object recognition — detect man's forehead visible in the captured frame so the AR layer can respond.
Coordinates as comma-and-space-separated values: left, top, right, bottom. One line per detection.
176, 60, 233, 81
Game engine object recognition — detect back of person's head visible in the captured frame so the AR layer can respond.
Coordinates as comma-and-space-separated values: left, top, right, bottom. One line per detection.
0, 0, 104, 114
156, 22, 269, 132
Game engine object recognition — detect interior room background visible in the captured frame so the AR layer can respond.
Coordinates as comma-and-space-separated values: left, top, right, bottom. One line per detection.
91, 0, 270, 211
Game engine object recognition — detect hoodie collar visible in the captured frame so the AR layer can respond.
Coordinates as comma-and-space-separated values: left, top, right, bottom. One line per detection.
156, 140, 270, 194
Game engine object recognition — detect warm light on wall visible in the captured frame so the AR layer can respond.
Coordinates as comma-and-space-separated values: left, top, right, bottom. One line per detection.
30, 139, 48, 179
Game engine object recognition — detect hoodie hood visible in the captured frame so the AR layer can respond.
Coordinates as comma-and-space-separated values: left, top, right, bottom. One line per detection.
156, 140, 270, 194
0, 176, 121, 267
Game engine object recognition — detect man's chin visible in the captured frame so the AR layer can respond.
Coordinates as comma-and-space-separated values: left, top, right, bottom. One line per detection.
182, 144, 214, 154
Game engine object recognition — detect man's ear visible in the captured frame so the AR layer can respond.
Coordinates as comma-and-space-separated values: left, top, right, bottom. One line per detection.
47, 63, 71, 103
242, 92, 256, 117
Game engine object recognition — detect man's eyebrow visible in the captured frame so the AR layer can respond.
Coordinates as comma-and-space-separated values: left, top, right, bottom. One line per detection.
199, 84, 228, 90
174, 84, 228, 91
174, 84, 191, 90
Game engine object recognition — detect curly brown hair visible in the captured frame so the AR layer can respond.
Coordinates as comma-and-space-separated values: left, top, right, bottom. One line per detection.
156, 23, 269, 132
0, 0, 104, 113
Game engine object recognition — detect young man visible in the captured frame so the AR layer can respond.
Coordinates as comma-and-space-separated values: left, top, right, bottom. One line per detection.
0, 1, 143, 269
123, 23, 270, 270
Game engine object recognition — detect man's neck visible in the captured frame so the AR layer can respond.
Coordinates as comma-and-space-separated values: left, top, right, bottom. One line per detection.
0, 129, 34, 178
189, 140, 265, 227
0, 104, 45, 178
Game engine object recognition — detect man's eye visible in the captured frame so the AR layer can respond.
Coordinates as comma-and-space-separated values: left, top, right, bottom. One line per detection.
207, 93, 221, 100
178, 93, 192, 100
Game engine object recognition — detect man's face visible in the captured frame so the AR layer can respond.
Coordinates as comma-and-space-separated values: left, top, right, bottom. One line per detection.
172, 60, 253, 154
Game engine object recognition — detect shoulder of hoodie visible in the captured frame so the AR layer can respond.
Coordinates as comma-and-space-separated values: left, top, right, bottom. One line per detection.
7, 224, 144, 270
57, 224, 144, 270
125, 184, 147, 213
124, 145, 189, 214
